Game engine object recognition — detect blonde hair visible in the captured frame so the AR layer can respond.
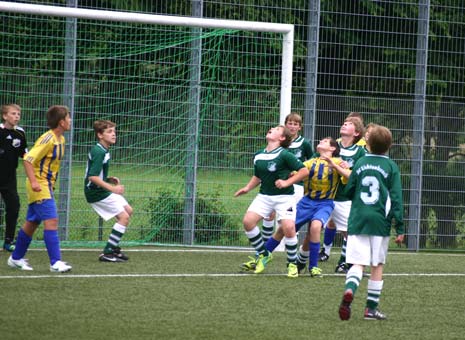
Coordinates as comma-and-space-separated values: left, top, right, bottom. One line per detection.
1, 104, 21, 122
284, 112, 303, 126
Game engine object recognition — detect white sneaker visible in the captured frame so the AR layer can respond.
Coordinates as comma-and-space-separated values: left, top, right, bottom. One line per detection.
7, 256, 33, 271
50, 260, 72, 273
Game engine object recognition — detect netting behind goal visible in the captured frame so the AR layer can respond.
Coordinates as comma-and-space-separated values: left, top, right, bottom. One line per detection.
0, 8, 290, 247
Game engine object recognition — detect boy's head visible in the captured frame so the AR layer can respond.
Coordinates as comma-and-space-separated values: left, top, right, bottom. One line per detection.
272, 125, 293, 148
284, 112, 303, 137
1, 104, 21, 123
346, 112, 364, 125
317, 137, 340, 157
47, 105, 70, 129
93, 120, 116, 140
285, 112, 303, 126
367, 124, 392, 155
341, 117, 364, 144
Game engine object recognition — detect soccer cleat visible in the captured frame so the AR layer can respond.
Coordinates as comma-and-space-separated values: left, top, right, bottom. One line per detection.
296, 261, 306, 274
113, 247, 129, 261
3, 242, 16, 252
50, 260, 72, 273
318, 249, 330, 262
7, 256, 33, 271
335, 262, 350, 274
99, 253, 125, 263
240, 256, 257, 271
309, 266, 323, 278
364, 308, 387, 320
339, 289, 354, 320
287, 263, 298, 278
254, 253, 272, 274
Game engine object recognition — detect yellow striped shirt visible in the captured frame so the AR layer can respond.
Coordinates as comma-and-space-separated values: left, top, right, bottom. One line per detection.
303, 157, 347, 200
23, 130, 65, 203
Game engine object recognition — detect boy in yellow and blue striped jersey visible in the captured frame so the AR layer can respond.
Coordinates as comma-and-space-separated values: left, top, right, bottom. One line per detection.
8, 105, 72, 272
265, 137, 351, 277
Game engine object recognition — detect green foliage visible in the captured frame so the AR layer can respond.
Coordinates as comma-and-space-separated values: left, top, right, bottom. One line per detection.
146, 189, 240, 245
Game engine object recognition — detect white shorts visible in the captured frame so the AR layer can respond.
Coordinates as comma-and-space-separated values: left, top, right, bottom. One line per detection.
329, 200, 352, 231
90, 193, 129, 221
346, 235, 389, 266
293, 184, 304, 203
248, 194, 296, 222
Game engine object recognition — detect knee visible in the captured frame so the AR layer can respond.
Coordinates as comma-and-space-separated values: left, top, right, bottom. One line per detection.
117, 211, 130, 226
125, 205, 133, 217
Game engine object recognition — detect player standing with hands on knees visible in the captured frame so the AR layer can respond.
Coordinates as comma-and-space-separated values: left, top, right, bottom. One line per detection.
84, 120, 132, 262
235, 125, 309, 278
8, 105, 72, 272
338, 124, 404, 321
0, 104, 28, 252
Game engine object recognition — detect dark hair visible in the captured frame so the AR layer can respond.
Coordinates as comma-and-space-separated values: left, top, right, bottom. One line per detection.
327, 137, 340, 157
46, 105, 69, 129
93, 120, 116, 139
279, 125, 293, 148
1, 104, 21, 122
368, 125, 392, 155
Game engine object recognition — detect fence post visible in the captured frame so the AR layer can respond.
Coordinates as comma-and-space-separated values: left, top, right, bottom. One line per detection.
303, 0, 320, 143
408, 0, 430, 251
183, 0, 203, 246
58, 0, 78, 241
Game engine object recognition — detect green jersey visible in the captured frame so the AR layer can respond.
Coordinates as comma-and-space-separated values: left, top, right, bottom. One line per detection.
334, 142, 366, 201
253, 146, 305, 196
84, 143, 112, 203
288, 135, 314, 187
288, 135, 314, 162
345, 154, 404, 236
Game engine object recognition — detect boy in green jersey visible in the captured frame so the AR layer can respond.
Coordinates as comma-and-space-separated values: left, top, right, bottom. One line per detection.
262, 112, 314, 247
265, 137, 351, 278
235, 125, 309, 278
338, 124, 404, 321
318, 116, 366, 273
84, 120, 133, 262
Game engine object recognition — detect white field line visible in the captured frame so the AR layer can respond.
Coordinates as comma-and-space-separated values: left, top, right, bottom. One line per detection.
1, 273, 465, 280
27, 248, 465, 256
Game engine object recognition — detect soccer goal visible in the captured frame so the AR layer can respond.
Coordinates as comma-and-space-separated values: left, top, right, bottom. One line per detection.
0, 2, 294, 247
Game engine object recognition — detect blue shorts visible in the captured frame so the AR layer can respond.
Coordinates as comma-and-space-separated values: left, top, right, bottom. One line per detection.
26, 199, 58, 224
295, 196, 334, 232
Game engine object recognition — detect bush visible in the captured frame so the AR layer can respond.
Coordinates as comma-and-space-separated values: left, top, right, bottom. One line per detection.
145, 189, 239, 245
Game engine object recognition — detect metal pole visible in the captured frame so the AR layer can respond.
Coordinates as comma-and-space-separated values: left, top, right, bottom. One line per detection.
408, 0, 430, 251
58, 0, 77, 240
183, 0, 203, 245
303, 0, 320, 144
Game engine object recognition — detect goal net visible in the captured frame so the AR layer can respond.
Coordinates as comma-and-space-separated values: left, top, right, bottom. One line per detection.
0, 2, 294, 248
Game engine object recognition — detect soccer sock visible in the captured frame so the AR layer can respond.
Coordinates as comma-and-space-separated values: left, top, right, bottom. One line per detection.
345, 266, 363, 295
245, 226, 267, 255
323, 227, 336, 255
44, 229, 61, 265
309, 241, 320, 269
261, 219, 275, 242
366, 279, 384, 310
338, 238, 347, 264
265, 236, 281, 253
104, 223, 126, 253
11, 228, 32, 260
284, 236, 298, 264
296, 245, 309, 265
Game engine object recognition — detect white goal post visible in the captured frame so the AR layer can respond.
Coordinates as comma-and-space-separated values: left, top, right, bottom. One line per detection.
0, 1, 294, 123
